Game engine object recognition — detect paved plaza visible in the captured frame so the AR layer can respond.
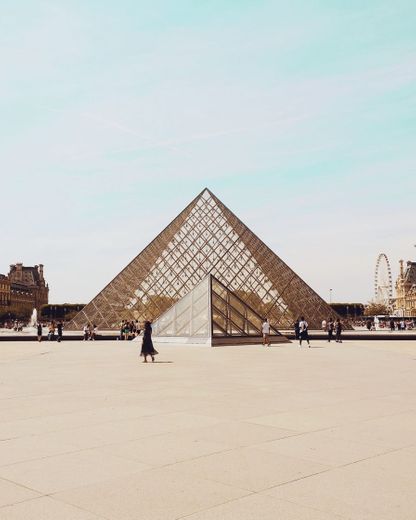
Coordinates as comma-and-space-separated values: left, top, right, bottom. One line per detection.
1, 339, 416, 519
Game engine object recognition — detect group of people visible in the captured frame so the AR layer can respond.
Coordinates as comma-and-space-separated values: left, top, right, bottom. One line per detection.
387, 319, 414, 331
321, 317, 344, 343
352, 318, 415, 331
119, 320, 141, 340
291, 317, 343, 346
36, 321, 63, 342
262, 316, 343, 348
293, 317, 313, 347
12, 320, 24, 332
83, 323, 98, 340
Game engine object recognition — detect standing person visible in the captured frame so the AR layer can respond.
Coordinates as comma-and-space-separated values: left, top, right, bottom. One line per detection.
321, 319, 327, 332
327, 317, 334, 342
262, 318, 271, 347
134, 320, 140, 336
298, 316, 310, 347
123, 321, 130, 341
129, 321, 135, 339
294, 319, 300, 340
48, 322, 55, 341
140, 321, 158, 362
92, 324, 98, 340
37, 322, 43, 342
119, 320, 125, 340
57, 321, 63, 343
335, 318, 343, 343
390, 318, 395, 332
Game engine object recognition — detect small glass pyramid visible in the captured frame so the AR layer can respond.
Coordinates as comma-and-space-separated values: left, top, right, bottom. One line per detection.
151, 274, 287, 346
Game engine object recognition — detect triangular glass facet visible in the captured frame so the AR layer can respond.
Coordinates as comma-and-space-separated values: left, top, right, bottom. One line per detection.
152, 276, 210, 339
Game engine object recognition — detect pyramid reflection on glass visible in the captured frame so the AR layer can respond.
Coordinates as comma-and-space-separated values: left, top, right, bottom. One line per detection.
150, 274, 288, 345
69, 188, 341, 332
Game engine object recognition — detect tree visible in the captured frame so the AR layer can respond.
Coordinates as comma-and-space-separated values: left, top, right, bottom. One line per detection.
364, 301, 389, 316
0, 304, 32, 322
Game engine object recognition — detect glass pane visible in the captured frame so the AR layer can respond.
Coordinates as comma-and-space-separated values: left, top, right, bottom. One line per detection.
212, 293, 227, 315
230, 310, 245, 334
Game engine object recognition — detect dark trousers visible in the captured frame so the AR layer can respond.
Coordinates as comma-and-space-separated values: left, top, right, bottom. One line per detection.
328, 330, 333, 342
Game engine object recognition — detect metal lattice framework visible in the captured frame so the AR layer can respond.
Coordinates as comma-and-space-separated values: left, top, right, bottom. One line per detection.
374, 253, 393, 305
68, 188, 343, 330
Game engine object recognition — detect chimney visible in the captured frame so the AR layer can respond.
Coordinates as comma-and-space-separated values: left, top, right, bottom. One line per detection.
399, 259, 404, 278
15, 263, 23, 281
39, 264, 44, 279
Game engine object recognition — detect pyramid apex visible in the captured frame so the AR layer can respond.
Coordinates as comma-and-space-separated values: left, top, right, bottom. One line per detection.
198, 187, 214, 197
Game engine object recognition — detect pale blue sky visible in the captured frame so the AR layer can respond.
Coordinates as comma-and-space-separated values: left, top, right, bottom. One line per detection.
1, 1, 415, 303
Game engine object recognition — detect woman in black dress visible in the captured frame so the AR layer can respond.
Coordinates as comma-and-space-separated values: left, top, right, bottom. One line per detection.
141, 321, 158, 362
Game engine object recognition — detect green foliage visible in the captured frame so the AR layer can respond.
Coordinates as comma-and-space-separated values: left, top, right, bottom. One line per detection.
0, 303, 32, 321
364, 301, 389, 316
40, 303, 85, 321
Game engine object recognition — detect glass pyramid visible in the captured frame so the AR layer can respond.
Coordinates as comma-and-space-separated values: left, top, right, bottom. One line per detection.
69, 188, 342, 331
152, 275, 211, 340
151, 274, 286, 345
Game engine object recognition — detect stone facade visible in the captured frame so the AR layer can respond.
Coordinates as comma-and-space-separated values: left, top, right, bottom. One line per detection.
0, 263, 49, 313
0, 274, 11, 306
394, 260, 416, 317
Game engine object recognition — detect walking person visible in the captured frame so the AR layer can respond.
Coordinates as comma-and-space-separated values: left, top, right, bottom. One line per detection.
294, 319, 300, 340
335, 318, 343, 343
298, 316, 310, 347
37, 322, 43, 342
140, 321, 158, 363
328, 317, 334, 342
262, 318, 271, 347
57, 321, 63, 343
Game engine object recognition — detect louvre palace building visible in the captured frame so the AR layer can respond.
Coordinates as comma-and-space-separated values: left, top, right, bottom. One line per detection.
394, 260, 416, 317
0, 263, 49, 315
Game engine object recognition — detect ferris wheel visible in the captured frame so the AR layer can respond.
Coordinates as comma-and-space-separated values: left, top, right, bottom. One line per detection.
374, 253, 393, 306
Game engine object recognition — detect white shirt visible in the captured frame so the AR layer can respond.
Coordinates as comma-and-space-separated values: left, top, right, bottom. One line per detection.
262, 321, 270, 334
299, 320, 308, 332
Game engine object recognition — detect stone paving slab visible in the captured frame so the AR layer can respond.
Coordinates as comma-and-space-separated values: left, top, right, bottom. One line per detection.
0, 339, 415, 519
